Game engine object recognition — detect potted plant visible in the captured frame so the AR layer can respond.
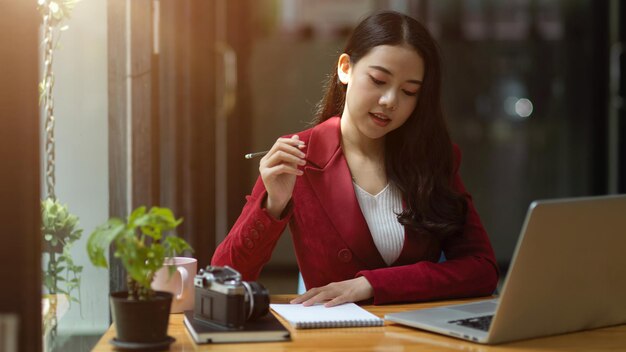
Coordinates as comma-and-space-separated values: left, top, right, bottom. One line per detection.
87, 206, 193, 348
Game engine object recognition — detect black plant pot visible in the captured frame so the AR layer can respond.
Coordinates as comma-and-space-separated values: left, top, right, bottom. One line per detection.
110, 291, 174, 347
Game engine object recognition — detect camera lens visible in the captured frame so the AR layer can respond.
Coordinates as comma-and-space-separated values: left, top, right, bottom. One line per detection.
242, 281, 269, 321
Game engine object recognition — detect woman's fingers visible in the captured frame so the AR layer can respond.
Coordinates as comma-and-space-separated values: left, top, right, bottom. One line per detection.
302, 287, 343, 307
289, 287, 321, 304
289, 277, 374, 307
324, 296, 348, 308
264, 143, 305, 162
268, 136, 306, 156
262, 150, 306, 168
290, 285, 337, 307
262, 163, 303, 177
260, 135, 306, 169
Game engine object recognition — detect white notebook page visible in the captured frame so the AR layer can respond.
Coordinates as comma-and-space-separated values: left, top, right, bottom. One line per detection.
270, 303, 383, 329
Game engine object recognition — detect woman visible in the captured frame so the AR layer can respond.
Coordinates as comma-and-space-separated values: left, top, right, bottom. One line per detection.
212, 11, 498, 307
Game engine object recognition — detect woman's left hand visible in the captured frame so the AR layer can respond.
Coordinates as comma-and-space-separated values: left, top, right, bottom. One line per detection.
289, 277, 374, 307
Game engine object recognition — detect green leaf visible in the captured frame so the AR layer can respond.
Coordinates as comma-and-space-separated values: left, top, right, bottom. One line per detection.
87, 218, 125, 268
44, 276, 55, 290
164, 236, 193, 256
128, 206, 147, 226
140, 225, 160, 240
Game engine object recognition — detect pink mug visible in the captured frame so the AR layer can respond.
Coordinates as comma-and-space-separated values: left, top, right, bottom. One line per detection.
151, 257, 197, 313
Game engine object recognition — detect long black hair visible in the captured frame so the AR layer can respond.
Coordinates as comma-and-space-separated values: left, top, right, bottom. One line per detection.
313, 11, 467, 240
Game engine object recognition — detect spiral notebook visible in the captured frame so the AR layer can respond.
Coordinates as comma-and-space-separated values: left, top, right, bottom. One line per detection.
270, 303, 383, 329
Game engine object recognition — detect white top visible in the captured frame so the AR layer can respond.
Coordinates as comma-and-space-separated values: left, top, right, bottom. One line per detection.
353, 182, 405, 265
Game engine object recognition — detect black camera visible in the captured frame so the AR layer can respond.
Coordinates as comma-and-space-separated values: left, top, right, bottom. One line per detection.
193, 265, 269, 329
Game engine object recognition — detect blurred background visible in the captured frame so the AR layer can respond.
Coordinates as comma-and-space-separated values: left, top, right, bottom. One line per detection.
1, 0, 624, 351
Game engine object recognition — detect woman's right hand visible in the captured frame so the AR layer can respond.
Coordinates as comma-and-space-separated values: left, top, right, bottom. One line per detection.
259, 135, 306, 219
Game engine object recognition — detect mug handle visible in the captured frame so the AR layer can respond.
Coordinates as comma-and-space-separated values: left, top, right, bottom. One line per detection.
176, 266, 188, 300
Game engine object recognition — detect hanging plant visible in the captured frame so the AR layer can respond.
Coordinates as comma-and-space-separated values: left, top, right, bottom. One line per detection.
37, 2, 83, 347
37, 0, 83, 305
42, 198, 83, 303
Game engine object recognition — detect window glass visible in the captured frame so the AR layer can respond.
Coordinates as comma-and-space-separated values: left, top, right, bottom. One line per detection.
39, 1, 109, 350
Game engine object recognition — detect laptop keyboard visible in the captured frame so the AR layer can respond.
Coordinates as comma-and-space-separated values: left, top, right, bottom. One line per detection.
448, 315, 493, 331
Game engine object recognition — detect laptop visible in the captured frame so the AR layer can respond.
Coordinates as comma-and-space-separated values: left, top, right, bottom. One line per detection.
385, 195, 626, 344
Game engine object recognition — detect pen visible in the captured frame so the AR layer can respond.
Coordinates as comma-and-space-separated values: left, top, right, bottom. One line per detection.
244, 150, 270, 159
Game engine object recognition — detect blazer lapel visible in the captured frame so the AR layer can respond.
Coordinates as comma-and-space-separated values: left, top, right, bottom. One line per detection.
304, 117, 386, 268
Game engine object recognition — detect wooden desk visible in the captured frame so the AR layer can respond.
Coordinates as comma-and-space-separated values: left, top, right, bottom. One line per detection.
93, 295, 626, 351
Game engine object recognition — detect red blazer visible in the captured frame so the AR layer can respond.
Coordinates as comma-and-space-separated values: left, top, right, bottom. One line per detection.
212, 117, 498, 304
